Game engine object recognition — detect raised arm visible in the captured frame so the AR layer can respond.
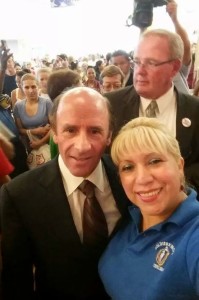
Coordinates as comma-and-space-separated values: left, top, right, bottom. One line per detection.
0, 45, 13, 94
166, 0, 191, 66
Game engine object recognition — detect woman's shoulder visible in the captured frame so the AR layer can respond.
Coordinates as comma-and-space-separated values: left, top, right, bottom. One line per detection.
14, 98, 26, 108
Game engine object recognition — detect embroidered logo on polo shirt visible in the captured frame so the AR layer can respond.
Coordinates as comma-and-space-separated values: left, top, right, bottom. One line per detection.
153, 241, 175, 272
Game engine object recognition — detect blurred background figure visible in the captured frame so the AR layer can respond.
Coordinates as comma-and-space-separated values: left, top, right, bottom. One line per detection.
13, 73, 52, 162
83, 66, 101, 92
110, 49, 133, 87
166, 0, 192, 94
53, 53, 69, 70
47, 68, 82, 101
0, 132, 14, 186
0, 47, 28, 177
47, 68, 82, 158
101, 65, 124, 93
94, 59, 105, 81
193, 80, 199, 97
36, 67, 52, 99
11, 69, 31, 108
2, 55, 17, 97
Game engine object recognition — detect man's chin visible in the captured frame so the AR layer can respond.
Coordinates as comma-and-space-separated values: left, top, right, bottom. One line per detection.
70, 169, 93, 178
68, 163, 95, 178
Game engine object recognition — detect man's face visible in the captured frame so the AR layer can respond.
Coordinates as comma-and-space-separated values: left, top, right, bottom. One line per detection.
111, 55, 130, 76
53, 90, 112, 177
133, 36, 180, 99
102, 74, 122, 93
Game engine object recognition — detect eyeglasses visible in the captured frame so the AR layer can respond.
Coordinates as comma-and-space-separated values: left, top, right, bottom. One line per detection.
133, 59, 175, 70
103, 83, 122, 92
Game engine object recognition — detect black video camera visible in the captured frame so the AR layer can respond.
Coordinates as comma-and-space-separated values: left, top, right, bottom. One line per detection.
127, 0, 168, 28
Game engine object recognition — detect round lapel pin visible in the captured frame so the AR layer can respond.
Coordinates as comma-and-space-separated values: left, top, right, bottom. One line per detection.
182, 118, 191, 128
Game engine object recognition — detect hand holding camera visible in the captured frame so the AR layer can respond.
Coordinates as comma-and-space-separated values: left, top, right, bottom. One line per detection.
129, 0, 169, 28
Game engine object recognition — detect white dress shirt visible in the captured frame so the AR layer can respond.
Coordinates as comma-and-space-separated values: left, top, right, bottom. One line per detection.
58, 155, 121, 241
139, 85, 177, 137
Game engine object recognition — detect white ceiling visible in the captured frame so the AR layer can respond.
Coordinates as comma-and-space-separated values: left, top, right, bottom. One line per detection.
1, 0, 198, 59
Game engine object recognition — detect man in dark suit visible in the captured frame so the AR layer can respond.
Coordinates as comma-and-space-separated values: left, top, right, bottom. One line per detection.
0, 87, 130, 299
105, 29, 199, 196
111, 50, 134, 87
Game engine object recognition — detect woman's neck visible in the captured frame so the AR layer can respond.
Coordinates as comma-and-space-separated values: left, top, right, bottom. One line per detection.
26, 97, 38, 104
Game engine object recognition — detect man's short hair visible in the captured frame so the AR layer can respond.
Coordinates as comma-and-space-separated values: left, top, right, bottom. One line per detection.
111, 50, 130, 61
101, 65, 125, 85
141, 29, 184, 61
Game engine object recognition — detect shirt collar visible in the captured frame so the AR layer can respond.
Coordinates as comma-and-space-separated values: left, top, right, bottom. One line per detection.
128, 188, 199, 232
140, 84, 175, 115
58, 155, 105, 196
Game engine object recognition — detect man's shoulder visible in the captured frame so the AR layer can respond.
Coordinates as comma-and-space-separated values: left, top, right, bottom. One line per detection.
177, 90, 199, 107
104, 85, 135, 101
3, 158, 59, 191
102, 154, 115, 169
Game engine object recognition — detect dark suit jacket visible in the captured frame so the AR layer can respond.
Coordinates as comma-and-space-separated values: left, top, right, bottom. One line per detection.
0, 155, 130, 300
105, 85, 199, 195
124, 68, 134, 87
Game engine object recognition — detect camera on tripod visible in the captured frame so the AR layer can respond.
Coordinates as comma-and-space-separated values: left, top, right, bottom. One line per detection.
126, 0, 168, 28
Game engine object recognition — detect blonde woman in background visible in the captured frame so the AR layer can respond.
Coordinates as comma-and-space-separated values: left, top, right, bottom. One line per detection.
37, 67, 52, 99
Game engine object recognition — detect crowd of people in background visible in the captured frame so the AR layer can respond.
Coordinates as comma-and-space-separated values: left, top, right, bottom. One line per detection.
0, 0, 199, 299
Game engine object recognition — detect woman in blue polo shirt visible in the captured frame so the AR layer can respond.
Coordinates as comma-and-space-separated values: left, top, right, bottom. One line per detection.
99, 117, 199, 300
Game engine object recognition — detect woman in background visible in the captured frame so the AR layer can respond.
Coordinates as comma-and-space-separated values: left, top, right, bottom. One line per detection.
11, 69, 31, 108
37, 67, 52, 99
99, 117, 199, 300
83, 66, 101, 93
13, 74, 52, 167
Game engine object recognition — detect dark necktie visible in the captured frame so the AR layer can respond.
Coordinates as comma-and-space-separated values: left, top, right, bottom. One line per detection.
80, 180, 108, 250
145, 100, 158, 118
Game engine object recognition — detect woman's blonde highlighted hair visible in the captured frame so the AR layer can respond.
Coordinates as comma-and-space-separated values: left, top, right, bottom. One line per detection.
111, 117, 182, 166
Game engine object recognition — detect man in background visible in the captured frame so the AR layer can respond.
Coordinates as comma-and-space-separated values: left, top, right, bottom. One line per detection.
105, 29, 199, 197
111, 50, 133, 87
100, 65, 124, 93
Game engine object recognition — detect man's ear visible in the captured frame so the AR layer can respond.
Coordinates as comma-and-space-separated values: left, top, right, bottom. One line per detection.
106, 131, 112, 146
52, 129, 58, 144
172, 59, 182, 77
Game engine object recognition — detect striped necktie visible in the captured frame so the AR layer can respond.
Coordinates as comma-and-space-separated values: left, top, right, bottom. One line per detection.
80, 180, 108, 250
145, 100, 158, 118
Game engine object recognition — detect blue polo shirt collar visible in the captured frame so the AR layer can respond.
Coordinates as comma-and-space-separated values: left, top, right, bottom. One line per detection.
128, 188, 199, 233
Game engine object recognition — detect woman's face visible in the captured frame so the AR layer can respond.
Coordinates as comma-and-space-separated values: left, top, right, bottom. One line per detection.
118, 149, 184, 223
38, 72, 50, 90
22, 79, 39, 101
87, 68, 96, 80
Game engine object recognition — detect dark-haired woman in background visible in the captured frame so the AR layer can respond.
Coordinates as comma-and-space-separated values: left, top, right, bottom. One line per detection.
83, 66, 101, 93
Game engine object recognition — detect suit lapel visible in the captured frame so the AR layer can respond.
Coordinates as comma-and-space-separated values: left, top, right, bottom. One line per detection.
102, 155, 130, 239
176, 92, 193, 159
102, 154, 130, 216
37, 159, 82, 246
119, 87, 140, 128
